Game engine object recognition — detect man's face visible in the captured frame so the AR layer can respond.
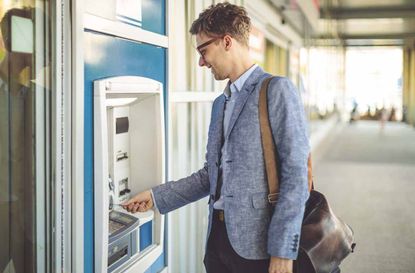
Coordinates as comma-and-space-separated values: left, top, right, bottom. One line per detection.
195, 32, 228, 81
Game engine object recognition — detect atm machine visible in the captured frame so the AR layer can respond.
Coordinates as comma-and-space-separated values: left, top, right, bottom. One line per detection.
94, 76, 165, 273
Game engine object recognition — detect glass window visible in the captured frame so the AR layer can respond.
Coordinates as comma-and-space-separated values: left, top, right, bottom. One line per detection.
0, 2, 50, 273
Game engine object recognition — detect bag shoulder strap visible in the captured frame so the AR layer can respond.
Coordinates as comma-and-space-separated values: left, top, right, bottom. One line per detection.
258, 77, 313, 200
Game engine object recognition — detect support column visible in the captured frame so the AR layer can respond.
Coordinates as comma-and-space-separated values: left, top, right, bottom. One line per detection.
410, 46, 415, 126
403, 43, 415, 126
403, 48, 410, 123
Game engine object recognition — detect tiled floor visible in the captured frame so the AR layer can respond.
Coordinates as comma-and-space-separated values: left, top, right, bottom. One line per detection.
313, 121, 415, 273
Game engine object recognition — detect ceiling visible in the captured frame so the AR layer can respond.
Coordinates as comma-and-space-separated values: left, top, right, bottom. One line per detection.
319, 0, 415, 46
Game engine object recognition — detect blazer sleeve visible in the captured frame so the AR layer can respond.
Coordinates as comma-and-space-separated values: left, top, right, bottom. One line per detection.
151, 161, 210, 214
151, 94, 224, 215
266, 77, 310, 259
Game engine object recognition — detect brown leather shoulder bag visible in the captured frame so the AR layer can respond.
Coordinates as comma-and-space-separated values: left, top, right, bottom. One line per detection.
259, 77, 356, 273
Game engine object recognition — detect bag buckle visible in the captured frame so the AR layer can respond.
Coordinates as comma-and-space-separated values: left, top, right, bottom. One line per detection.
268, 193, 279, 204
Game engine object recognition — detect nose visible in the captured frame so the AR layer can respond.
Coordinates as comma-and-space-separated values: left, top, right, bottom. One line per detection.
199, 56, 206, 67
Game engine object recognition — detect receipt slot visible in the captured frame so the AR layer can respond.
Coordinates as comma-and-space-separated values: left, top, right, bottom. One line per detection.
94, 76, 166, 273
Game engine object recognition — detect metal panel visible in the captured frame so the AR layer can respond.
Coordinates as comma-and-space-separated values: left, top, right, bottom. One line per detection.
84, 13, 168, 48
85, 0, 166, 35
84, 31, 167, 273
72, 0, 85, 271
51, 0, 64, 271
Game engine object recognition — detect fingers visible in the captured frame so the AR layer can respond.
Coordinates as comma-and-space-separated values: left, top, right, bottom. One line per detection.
122, 199, 134, 206
120, 191, 153, 213
138, 202, 148, 212
133, 202, 141, 212
122, 194, 141, 207
128, 201, 149, 213
122, 199, 137, 212
123, 201, 150, 213
126, 203, 135, 212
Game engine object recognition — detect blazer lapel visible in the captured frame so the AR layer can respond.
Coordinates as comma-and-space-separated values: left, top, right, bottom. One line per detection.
225, 66, 265, 140
211, 95, 226, 155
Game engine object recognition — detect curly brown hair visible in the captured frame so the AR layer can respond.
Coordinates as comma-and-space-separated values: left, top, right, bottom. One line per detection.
189, 2, 251, 47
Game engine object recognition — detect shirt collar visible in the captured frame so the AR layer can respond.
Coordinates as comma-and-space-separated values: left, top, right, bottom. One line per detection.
224, 64, 258, 98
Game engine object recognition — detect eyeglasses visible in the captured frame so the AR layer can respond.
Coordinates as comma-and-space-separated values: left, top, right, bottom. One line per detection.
196, 37, 221, 62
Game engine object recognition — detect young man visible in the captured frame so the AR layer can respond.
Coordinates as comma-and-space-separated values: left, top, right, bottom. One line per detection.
124, 3, 310, 273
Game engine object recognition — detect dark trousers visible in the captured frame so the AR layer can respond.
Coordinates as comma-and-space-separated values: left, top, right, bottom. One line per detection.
203, 210, 270, 273
204, 210, 341, 273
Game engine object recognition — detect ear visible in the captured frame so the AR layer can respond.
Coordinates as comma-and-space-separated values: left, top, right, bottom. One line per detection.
223, 35, 232, 50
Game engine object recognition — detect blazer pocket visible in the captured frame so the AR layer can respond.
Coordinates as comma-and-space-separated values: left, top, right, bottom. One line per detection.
251, 192, 270, 209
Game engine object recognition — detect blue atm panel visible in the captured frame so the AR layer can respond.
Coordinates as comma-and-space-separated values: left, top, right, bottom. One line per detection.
140, 221, 153, 251
141, 0, 166, 35
84, 31, 166, 273
116, 0, 166, 35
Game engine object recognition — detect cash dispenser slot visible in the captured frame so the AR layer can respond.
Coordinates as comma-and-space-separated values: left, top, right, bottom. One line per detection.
118, 178, 131, 197
108, 246, 128, 267
116, 151, 129, 161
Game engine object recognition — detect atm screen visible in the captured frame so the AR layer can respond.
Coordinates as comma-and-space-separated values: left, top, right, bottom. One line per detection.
116, 117, 129, 134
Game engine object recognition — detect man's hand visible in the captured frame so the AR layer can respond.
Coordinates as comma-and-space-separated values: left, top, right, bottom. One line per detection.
269, 256, 293, 273
122, 190, 154, 213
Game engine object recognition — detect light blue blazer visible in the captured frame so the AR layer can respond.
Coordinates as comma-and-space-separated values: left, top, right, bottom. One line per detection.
152, 66, 310, 260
